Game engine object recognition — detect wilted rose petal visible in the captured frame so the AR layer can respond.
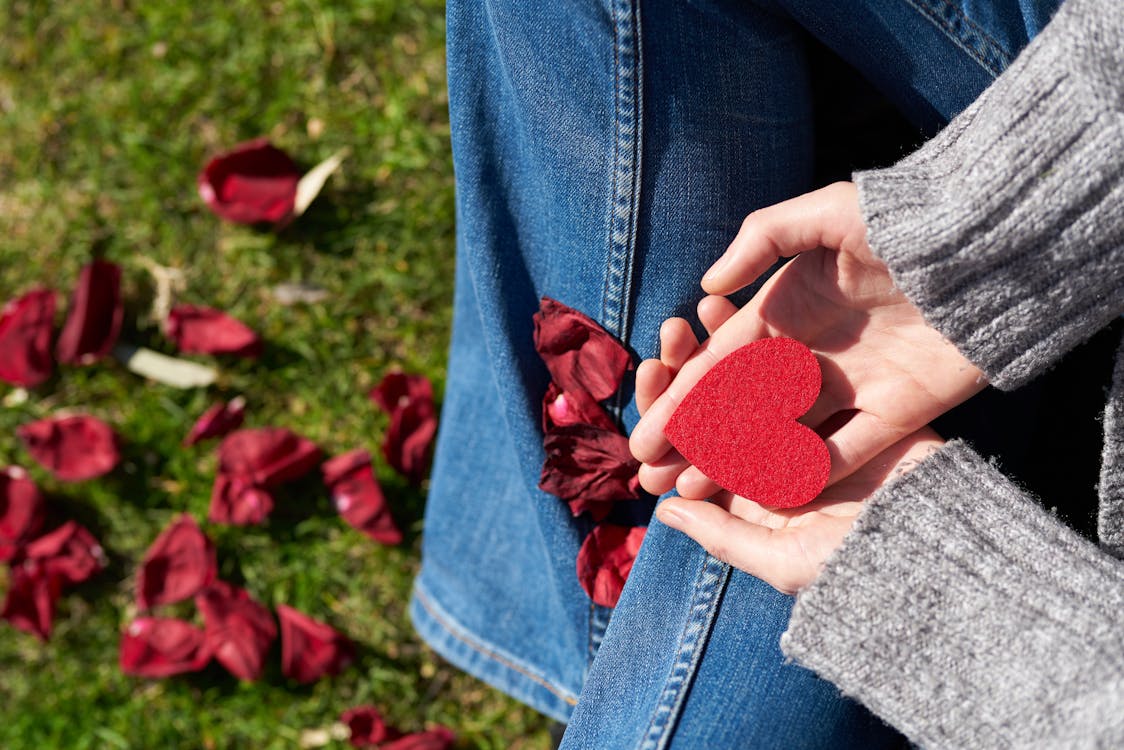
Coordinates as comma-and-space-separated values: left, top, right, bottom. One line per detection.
166, 305, 262, 358
381, 728, 457, 750
183, 396, 246, 446
542, 383, 615, 432
120, 617, 211, 678
198, 139, 300, 225
0, 467, 45, 562
25, 521, 106, 587
0, 288, 56, 387
0, 561, 60, 640
196, 581, 276, 681
56, 260, 123, 366
370, 373, 437, 486
322, 450, 401, 545
208, 475, 274, 526
369, 372, 431, 415
576, 524, 647, 608
276, 604, 354, 684
17, 415, 121, 481
539, 424, 641, 509
218, 427, 322, 487
136, 514, 217, 610
533, 297, 632, 401
341, 706, 389, 748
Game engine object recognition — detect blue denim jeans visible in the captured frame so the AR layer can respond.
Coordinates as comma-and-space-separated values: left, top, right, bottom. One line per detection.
410, 0, 1058, 746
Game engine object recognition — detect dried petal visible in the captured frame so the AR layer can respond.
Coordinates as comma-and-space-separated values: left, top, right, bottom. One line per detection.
539, 424, 641, 508
18, 415, 121, 481
197, 139, 300, 225
120, 617, 211, 677
0, 288, 56, 387
196, 581, 276, 681
0, 561, 61, 640
381, 728, 457, 750
218, 428, 322, 487
368, 372, 432, 414
56, 260, 123, 365
183, 397, 247, 447
340, 706, 389, 748
276, 604, 355, 684
542, 383, 615, 432
25, 521, 106, 587
322, 450, 401, 545
166, 305, 262, 358
136, 515, 217, 610
533, 297, 631, 401
576, 524, 647, 608
370, 373, 436, 485
208, 475, 275, 526
0, 467, 45, 562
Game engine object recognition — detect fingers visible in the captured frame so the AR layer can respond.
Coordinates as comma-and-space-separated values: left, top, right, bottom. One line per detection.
674, 465, 722, 500
637, 447, 690, 495
822, 409, 910, 485
635, 359, 671, 417
697, 295, 738, 337
702, 182, 862, 297
660, 318, 698, 371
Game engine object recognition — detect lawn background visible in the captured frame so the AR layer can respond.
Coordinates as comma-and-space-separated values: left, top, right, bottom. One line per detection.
0, 1, 553, 747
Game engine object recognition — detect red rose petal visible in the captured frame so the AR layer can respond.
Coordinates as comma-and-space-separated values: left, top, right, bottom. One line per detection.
183, 396, 247, 447
136, 515, 217, 610
120, 617, 211, 678
539, 424, 641, 508
0, 288, 56, 387
533, 297, 632, 401
56, 260, 123, 366
196, 581, 276, 681
542, 383, 616, 432
197, 139, 301, 225
576, 524, 647, 608
17, 415, 121, 481
25, 521, 106, 587
0, 467, 45, 563
381, 728, 457, 750
0, 561, 61, 640
322, 450, 402, 545
340, 706, 390, 748
217, 427, 322, 487
208, 475, 275, 526
276, 604, 354, 684
369, 373, 436, 485
166, 305, 262, 358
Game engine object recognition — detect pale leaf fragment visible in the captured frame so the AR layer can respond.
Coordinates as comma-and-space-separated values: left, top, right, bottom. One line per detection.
293, 148, 349, 217
114, 345, 217, 388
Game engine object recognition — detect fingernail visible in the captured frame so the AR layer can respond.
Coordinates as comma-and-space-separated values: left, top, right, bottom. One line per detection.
703, 253, 729, 281
656, 501, 686, 529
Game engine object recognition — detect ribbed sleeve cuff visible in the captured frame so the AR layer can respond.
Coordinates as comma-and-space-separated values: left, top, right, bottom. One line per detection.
781, 440, 1124, 748
855, 0, 1124, 389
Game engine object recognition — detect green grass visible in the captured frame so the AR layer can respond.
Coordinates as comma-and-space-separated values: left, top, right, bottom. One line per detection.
0, 1, 553, 747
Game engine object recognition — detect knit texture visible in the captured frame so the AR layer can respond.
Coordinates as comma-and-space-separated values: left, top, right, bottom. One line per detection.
1100, 341, 1124, 557
782, 441, 1124, 749
855, 0, 1124, 391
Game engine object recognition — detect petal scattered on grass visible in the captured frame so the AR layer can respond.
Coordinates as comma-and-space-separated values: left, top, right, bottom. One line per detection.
184, 397, 247, 447
369, 373, 436, 485
17, 415, 121, 481
25, 521, 106, 587
380, 728, 457, 750
0, 561, 61, 640
0, 467, 45, 563
119, 617, 211, 678
166, 305, 262, 358
136, 515, 217, 610
322, 450, 401, 545
56, 260, 123, 366
0, 288, 56, 387
196, 581, 276, 682
218, 427, 322, 487
208, 475, 275, 526
576, 524, 647, 608
276, 604, 355, 684
198, 139, 300, 225
533, 297, 631, 401
340, 706, 389, 748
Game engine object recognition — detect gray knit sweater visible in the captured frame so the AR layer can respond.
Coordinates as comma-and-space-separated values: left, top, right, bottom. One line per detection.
779, 0, 1124, 746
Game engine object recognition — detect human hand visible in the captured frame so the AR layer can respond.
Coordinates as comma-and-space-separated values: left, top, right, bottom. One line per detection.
630, 181, 984, 499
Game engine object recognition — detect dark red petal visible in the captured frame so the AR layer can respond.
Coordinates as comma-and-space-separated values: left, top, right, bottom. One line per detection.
208, 475, 274, 526
136, 515, 217, 610
166, 305, 262, 358
533, 297, 632, 401
183, 397, 247, 446
25, 521, 106, 587
380, 727, 457, 750
56, 260, 123, 366
0, 562, 61, 640
383, 401, 437, 486
17, 415, 121, 481
539, 424, 641, 505
340, 706, 389, 748
369, 372, 433, 415
196, 581, 276, 681
0, 467, 45, 562
322, 450, 402, 545
217, 427, 321, 487
542, 383, 616, 432
276, 604, 354, 684
197, 139, 300, 225
119, 617, 211, 678
0, 288, 56, 387
576, 524, 647, 608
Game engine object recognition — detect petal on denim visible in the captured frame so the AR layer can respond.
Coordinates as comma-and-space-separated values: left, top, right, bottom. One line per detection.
0, 288, 56, 387
542, 382, 616, 432
379, 727, 457, 750
340, 706, 390, 748
322, 450, 402, 545
576, 524, 647, 608
17, 414, 121, 482
276, 604, 355, 684
136, 514, 217, 610
183, 396, 247, 447
208, 475, 275, 526
0, 467, 45, 563
539, 424, 641, 506
196, 581, 276, 682
166, 305, 263, 358
0, 561, 61, 640
25, 521, 106, 587
197, 139, 300, 225
217, 427, 321, 487
533, 297, 631, 401
119, 617, 211, 678
56, 260, 123, 366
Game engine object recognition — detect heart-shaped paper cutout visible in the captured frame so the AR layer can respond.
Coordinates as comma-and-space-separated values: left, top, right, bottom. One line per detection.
665, 337, 829, 508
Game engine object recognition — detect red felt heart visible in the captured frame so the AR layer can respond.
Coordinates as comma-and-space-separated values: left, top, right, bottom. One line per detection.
665, 337, 829, 508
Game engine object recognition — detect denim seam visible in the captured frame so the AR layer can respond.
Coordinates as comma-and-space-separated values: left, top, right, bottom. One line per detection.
413, 583, 580, 706
901, 0, 1012, 77
639, 555, 732, 750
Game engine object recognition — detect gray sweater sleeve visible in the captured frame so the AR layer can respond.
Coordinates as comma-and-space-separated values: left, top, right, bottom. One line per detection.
781, 441, 1124, 748
855, 0, 1124, 390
